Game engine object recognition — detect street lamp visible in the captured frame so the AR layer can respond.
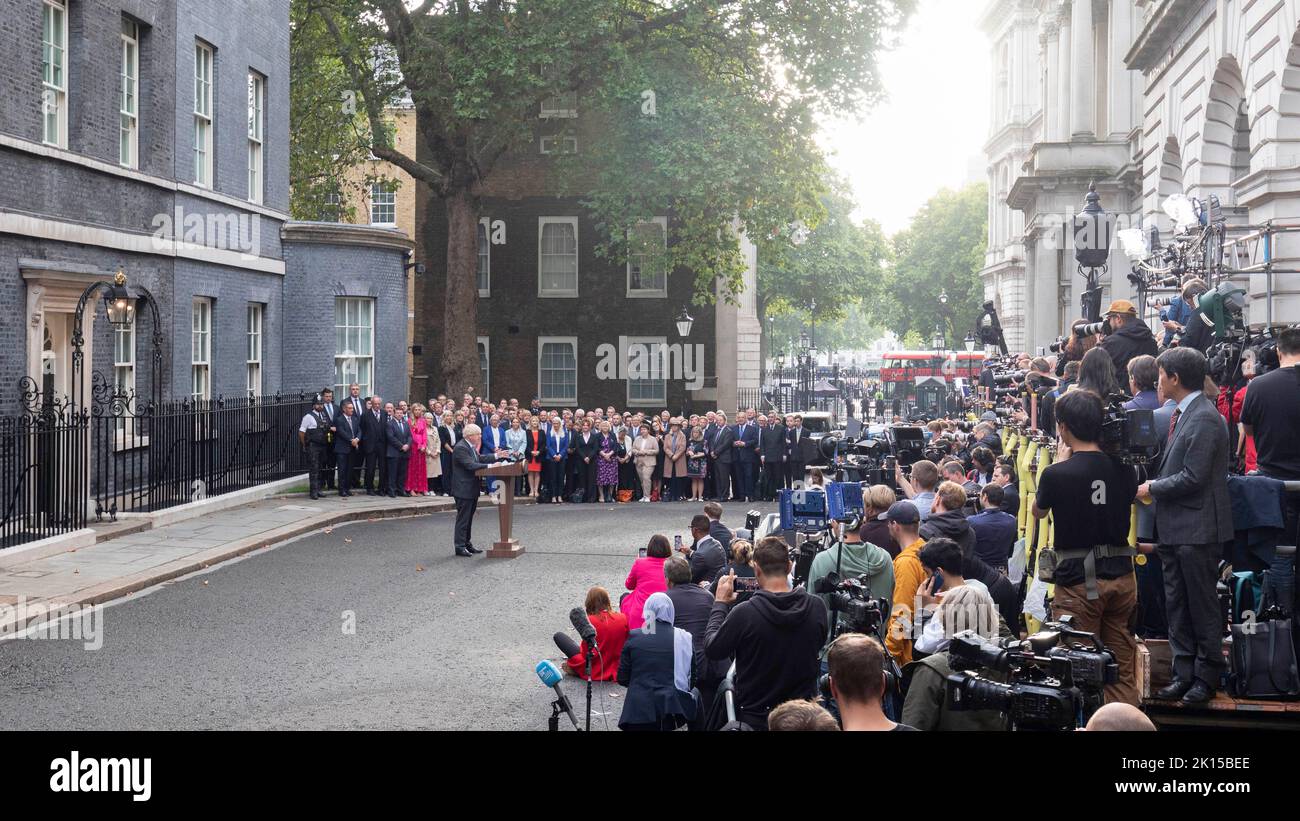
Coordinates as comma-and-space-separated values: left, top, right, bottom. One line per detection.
938, 289, 949, 307
675, 307, 694, 338
1073, 181, 1112, 322
932, 325, 945, 353
963, 332, 977, 352
103, 270, 134, 328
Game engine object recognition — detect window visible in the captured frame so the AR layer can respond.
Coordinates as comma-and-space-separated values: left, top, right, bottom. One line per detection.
538, 217, 578, 296
540, 135, 578, 155
477, 336, 490, 400
246, 303, 263, 396
538, 337, 577, 405
540, 92, 577, 118
627, 217, 668, 296
334, 298, 374, 400
322, 187, 342, 221
193, 41, 214, 187
247, 72, 264, 203
42, 0, 67, 148
370, 182, 395, 225
626, 336, 667, 406
477, 218, 490, 296
113, 309, 136, 436
120, 19, 138, 168
191, 298, 211, 400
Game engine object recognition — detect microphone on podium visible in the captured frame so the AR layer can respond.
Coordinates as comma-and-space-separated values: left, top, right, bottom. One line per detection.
535, 659, 580, 731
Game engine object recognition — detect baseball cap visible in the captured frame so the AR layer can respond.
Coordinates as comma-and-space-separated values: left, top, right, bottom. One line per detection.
886, 500, 920, 525
1105, 299, 1137, 317
980, 411, 998, 422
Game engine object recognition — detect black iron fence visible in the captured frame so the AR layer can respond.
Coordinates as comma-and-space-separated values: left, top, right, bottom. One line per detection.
2, 377, 314, 550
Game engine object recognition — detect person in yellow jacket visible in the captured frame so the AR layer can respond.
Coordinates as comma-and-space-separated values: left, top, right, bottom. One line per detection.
883, 501, 927, 667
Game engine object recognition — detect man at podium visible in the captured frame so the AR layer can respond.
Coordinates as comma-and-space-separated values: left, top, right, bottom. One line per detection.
449, 423, 508, 557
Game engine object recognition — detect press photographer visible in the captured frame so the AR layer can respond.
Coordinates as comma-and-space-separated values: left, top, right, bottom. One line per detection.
900, 585, 1006, 731
825, 634, 916, 731
1032, 389, 1140, 706
1097, 299, 1158, 386
809, 516, 896, 651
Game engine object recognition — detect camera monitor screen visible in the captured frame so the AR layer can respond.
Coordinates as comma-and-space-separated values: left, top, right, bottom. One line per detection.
779, 488, 828, 531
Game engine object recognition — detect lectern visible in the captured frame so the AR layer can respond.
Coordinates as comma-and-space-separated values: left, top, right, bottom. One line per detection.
477, 460, 529, 558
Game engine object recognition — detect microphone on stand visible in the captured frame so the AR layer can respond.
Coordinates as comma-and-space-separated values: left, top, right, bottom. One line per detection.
535, 660, 580, 731
569, 607, 599, 652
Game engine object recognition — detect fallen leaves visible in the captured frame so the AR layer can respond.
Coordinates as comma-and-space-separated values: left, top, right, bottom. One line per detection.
416, 565, 425, 572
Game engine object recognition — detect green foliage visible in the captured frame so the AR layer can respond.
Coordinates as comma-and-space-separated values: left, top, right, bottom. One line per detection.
880, 182, 988, 345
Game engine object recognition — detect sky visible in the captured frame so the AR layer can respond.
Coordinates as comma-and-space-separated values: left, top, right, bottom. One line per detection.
817, 0, 991, 236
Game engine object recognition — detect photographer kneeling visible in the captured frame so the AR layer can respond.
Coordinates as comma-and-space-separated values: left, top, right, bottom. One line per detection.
900, 585, 1005, 731
704, 536, 828, 730
1032, 389, 1140, 706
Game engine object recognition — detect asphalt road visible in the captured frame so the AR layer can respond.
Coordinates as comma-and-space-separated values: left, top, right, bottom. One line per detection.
0, 499, 775, 730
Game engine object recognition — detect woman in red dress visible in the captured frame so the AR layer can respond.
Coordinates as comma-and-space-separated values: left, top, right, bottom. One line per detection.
525, 416, 544, 498
553, 587, 629, 680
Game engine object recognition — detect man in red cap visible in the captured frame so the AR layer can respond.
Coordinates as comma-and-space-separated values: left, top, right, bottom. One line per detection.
1097, 299, 1157, 388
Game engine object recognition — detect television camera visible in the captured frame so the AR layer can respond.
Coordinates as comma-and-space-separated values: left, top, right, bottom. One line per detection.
944, 618, 1118, 731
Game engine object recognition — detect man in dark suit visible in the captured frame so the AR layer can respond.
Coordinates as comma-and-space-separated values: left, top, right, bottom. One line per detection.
449, 423, 508, 557
759, 415, 786, 501
320, 388, 339, 490
339, 383, 366, 489
709, 411, 736, 501
733, 412, 760, 502
787, 415, 809, 489
1138, 348, 1233, 704
359, 395, 387, 495
385, 404, 413, 498
702, 412, 720, 500
333, 399, 362, 497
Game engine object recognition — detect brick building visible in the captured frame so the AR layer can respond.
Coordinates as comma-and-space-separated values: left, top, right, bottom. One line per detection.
0, 0, 410, 412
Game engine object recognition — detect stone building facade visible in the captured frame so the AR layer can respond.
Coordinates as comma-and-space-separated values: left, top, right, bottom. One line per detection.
982, 0, 1300, 352
0, 0, 410, 411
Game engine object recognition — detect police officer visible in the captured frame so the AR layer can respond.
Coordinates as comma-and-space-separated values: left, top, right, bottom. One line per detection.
298, 394, 330, 500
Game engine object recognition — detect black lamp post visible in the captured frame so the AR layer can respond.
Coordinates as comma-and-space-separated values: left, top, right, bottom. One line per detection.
675, 307, 694, 338
70, 269, 163, 411
1073, 181, 1112, 323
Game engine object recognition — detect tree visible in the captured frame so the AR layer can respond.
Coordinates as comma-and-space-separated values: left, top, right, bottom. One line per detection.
880, 182, 988, 347
297, 0, 914, 395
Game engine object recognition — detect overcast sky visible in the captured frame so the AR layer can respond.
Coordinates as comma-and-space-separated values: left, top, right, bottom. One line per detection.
817, 0, 991, 236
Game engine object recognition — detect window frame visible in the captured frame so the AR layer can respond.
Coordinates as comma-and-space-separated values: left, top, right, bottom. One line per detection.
42, 0, 68, 149
537, 216, 579, 298
191, 297, 211, 400
369, 182, 396, 226
626, 216, 669, 298
246, 303, 263, 397
539, 135, 578, 155
537, 336, 578, 406
193, 40, 214, 188
334, 297, 375, 401
477, 217, 491, 297
625, 335, 668, 407
477, 336, 490, 401
119, 18, 139, 168
539, 92, 578, 119
247, 71, 264, 204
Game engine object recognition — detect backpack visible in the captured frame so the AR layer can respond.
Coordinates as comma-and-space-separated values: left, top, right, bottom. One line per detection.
1228, 612, 1300, 699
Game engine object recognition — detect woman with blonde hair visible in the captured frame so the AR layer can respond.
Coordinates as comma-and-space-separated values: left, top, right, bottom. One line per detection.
406, 403, 429, 495
424, 412, 443, 495
632, 423, 659, 502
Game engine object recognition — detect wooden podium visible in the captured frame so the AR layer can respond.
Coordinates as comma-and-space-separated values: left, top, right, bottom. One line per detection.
477, 460, 529, 558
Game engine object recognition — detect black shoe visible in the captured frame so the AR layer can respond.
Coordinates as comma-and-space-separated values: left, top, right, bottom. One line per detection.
366, 491, 376, 496
1155, 678, 1193, 700
455, 548, 472, 557
1182, 680, 1215, 704
465, 545, 483, 555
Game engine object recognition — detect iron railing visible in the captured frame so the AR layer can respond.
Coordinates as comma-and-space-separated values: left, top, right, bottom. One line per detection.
0, 389, 88, 549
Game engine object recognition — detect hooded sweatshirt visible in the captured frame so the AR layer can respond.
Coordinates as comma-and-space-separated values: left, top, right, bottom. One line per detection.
704, 588, 828, 729
918, 509, 977, 558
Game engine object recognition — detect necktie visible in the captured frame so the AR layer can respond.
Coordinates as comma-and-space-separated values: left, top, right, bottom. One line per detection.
1168, 408, 1181, 443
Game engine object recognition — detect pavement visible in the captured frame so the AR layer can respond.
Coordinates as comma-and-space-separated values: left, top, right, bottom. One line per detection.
0, 491, 775, 730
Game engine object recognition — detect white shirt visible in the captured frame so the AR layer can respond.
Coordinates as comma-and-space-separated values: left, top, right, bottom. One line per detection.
299, 412, 320, 433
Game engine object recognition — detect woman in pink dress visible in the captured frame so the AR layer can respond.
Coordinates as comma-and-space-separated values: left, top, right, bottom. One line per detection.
622, 534, 672, 630
406, 403, 430, 495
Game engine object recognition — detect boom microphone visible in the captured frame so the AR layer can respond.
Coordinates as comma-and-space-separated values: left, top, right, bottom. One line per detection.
535, 660, 580, 731
569, 607, 598, 651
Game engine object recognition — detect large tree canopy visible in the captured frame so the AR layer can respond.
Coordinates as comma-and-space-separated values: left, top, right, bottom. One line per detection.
294, 0, 914, 395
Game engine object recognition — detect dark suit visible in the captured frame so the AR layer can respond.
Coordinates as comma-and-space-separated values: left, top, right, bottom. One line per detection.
479, 423, 507, 493
616, 619, 696, 730
385, 416, 413, 496
732, 421, 760, 501
759, 424, 786, 501
450, 438, 494, 552
575, 432, 600, 502
709, 424, 736, 501
333, 412, 362, 495
359, 406, 387, 494
702, 423, 720, 499
1149, 392, 1233, 687
786, 426, 810, 488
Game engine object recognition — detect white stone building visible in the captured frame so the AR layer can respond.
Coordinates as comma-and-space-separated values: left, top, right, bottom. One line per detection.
982, 0, 1300, 351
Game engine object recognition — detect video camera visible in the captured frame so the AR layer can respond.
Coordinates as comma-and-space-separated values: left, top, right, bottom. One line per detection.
944, 618, 1118, 731
814, 571, 889, 640
1099, 396, 1159, 465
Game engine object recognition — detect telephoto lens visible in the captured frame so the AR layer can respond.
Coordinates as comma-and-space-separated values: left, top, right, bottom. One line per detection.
1074, 321, 1107, 338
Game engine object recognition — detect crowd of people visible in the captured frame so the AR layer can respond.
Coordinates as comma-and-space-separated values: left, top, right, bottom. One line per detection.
299, 384, 829, 505
546, 310, 1298, 730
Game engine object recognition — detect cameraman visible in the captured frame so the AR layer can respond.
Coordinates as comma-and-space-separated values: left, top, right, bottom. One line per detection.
826, 634, 915, 731
1032, 389, 1140, 706
900, 585, 1005, 731
1136, 349, 1232, 705
1097, 300, 1158, 387
1123, 354, 1161, 410
809, 516, 895, 651
1241, 326, 1300, 614
705, 536, 828, 730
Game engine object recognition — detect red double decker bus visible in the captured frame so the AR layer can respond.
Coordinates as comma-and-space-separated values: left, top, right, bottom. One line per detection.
878, 351, 984, 403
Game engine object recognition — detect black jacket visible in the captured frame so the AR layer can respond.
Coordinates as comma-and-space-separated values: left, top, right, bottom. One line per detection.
708, 520, 734, 553
704, 589, 828, 729
710, 425, 736, 465
617, 619, 696, 728
665, 583, 724, 685
760, 425, 787, 462
1099, 319, 1157, 383
448, 438, 492, 499
333, 412, 362, 454
359, 406, 387, 455
919, 509, 978, 558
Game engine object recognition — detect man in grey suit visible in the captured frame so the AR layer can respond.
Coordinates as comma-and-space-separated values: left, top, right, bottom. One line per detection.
1138, 347, 1233, 704
449, 424, 508, 557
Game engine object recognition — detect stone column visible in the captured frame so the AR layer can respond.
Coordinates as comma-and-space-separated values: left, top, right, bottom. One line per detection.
1056, 2, 1072, 142
1042, 19, 1061, 140
1070, 0, 1095, 138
